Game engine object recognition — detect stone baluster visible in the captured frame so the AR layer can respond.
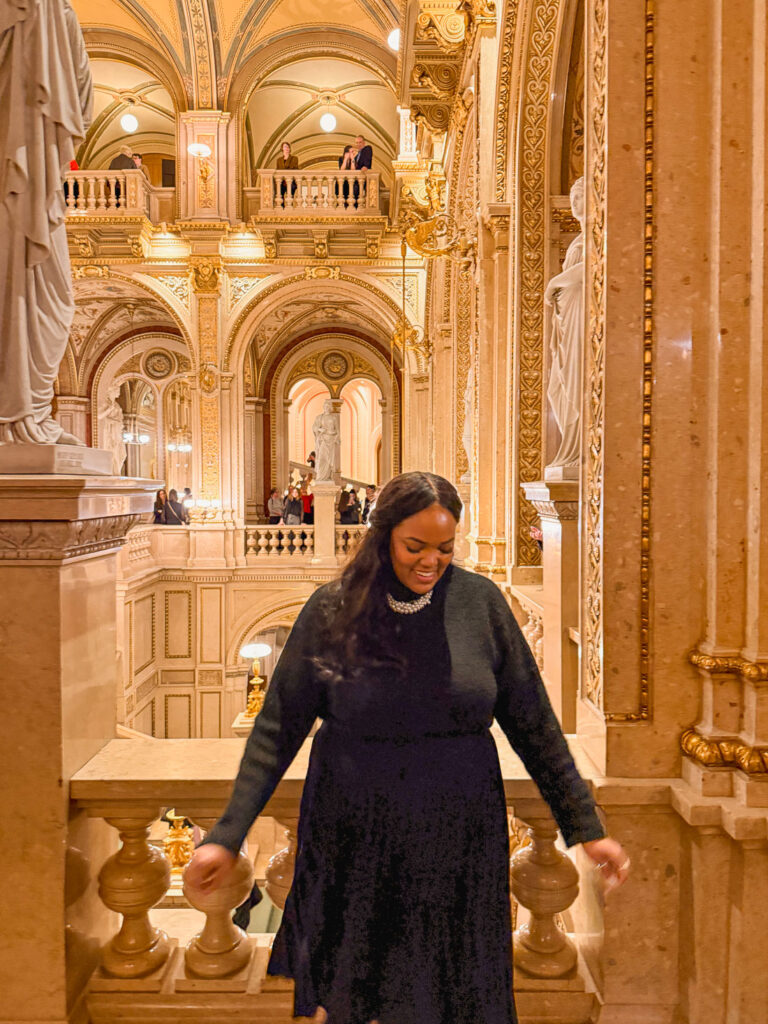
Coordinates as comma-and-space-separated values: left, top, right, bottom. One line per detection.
107, 175, 117, 210
98, 813, 172, 978
509, 813, 579, 978
245, 527, 255, 555
86, 175, 96, 212
264, 815, 299, 910
97, 174, 107, 211
182, 817, 254, 978
257, 530, 269, 557
65, 174, 76, 210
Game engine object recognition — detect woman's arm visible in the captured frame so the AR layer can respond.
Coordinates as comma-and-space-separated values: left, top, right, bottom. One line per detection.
487, 583, 605, 847
200, 589, 327, 854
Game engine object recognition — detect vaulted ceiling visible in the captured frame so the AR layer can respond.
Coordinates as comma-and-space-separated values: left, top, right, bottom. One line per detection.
72, 0, 401, 173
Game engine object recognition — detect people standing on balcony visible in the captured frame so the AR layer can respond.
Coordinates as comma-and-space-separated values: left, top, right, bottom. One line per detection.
153, 489, 168, 524
186, 470, 629, 1024
337, 489, 351, 523
131, 152, 151, 182
347, 487, 362, 524
307, 450, 316, 471
337, 145, 354, 204
276, 141, 298, 205
276, 141, 299, 170
267, 488, 284, 524
361, 483, 377, 524
352, 134, 372, 207
282, 486, 303, 526
108, 145, 134, 170
164, 488, 189, 525
300, 485, 314, 526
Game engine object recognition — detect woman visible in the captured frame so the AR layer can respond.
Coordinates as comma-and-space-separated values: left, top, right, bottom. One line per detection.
283, 486, 303, 526
164, 488, 189, 525
337, 489, 351, 523
267, 488, 284, 525
186, 472, 628, 1024
346, 487, 361, 524
153, 489, 167, 524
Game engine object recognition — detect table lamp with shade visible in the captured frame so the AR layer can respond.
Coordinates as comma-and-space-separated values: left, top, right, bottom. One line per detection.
239, 641, 272, 719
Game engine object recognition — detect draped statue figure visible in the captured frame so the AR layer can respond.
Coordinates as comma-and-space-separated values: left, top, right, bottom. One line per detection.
0, 0, 93, 444
98, 384, 126, 475
544, 176, 585, 475
312, 400, 340, 483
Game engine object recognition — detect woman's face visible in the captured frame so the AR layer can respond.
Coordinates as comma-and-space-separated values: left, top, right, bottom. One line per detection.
159, 490, 167, 501
389, 502, 456, 594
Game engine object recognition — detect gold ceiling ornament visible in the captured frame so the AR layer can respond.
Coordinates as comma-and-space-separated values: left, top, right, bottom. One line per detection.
72, 263, 109, 279
304, 265, 340, 280
191, 258, 221, 293
681, 728, 768, 775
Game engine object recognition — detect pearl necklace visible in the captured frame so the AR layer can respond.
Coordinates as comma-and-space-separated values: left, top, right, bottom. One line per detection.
386, 589, 433, 614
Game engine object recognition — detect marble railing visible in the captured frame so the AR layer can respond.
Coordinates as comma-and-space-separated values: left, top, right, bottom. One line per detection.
70, 730, 599, 1024
510, 583, 544, 672
335, 524, 366, 556
253, 169, 380, 217
64, 170, 175, 221
245, 525, 315, 561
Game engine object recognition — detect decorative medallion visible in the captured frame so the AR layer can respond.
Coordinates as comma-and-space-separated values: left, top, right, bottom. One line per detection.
144, 351, 174, 379
321, 351, 349, 381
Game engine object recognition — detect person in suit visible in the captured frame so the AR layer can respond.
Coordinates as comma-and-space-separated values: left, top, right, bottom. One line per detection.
109, 146, 134, 170
276, 141, 298, 204
352, 135, 372, 206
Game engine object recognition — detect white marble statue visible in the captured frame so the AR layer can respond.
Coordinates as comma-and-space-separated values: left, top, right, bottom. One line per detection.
0, 0, 93, 444
312, 399, 340, 482
544, 176, 585, 473
99, 384, 126, 475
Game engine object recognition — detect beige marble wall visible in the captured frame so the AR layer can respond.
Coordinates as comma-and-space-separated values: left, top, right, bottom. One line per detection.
0, 477, 153, 1022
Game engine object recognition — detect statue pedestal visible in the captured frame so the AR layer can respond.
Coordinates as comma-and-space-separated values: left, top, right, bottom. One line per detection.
310, 481, 339, 567
0, 474, 155, 1020
543, 463, 579, 483
0, 443, 113, 475
520, 480, 580, 731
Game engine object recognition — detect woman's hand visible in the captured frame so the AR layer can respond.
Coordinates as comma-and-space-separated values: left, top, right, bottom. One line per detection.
184, 843, 236, 894
582, 836, 630, 893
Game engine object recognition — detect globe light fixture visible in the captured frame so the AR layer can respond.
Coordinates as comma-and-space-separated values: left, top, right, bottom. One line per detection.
320, 112, 337, 133
240, 641, 273, 720
187, 142, 212, 158
120, 113, 138, 133
387, 28, 400, 51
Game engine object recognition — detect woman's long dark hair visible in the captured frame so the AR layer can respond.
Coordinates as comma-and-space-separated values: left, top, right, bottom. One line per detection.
316, 471, 462, 681
154, 489, 166, 510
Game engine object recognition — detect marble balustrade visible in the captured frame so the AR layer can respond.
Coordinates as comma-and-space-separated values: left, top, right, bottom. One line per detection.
256, 169, 381, 216
63, 169, 175, 221
70, 730, 601, 1023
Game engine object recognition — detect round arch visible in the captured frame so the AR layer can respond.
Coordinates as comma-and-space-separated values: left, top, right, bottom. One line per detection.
82, 31, 189, 112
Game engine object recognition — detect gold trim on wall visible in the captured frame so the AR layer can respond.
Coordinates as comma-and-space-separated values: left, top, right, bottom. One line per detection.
604, 0, 655, 723
681, 728, 768, 775
165, 589, 193, 659
494, 0, 519, 202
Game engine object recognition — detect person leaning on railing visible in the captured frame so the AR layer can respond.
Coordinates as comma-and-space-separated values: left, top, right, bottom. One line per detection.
267, 488, 284, 524
276, 141, 298, 203
185, 471, 629, 1024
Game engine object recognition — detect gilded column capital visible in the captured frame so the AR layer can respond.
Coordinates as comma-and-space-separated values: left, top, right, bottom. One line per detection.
191, 258, 221, 294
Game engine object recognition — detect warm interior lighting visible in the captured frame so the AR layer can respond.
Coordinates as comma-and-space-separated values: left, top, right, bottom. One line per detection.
120, 113, 138, 133
187, 142, 212, 158
320, 112, 337, 133
387, 28, 400, 51
240, 642, 273, 660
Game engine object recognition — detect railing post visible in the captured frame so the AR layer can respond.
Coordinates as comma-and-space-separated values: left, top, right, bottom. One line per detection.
264, 815, 299, 910
510, 812, 579, 978
98, 812, 172, 978
182, 817, 255, 979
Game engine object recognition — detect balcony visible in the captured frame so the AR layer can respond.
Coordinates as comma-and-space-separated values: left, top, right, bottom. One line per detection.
246, 169, 382, 220
65, 169, 175, 222
70, 730, 601, 1024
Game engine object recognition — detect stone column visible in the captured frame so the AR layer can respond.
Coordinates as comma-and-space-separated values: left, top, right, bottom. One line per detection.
379, 397, 393, 483
404, 374, 430, 474
178, 111, 233, 222
0, 475, 155, 1021
520, 480, 579, 731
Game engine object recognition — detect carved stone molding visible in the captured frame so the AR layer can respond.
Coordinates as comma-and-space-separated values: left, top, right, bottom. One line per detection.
681, 728, 768, 775
529, 499, 579, 522
690, 651, 768, 683
410, 100, 452, 135
416, 4, 469, 53
191, 259, 221, 293
0, 515, 143, 561
411, 61, 460, 101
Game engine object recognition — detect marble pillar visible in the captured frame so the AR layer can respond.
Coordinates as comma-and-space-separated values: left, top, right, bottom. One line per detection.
521, 480, 580, 732
0, 475, 155, 1021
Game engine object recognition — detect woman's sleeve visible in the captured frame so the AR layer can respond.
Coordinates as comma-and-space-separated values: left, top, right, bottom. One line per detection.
487, 584, 605, 847
200, 589, 327, 855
